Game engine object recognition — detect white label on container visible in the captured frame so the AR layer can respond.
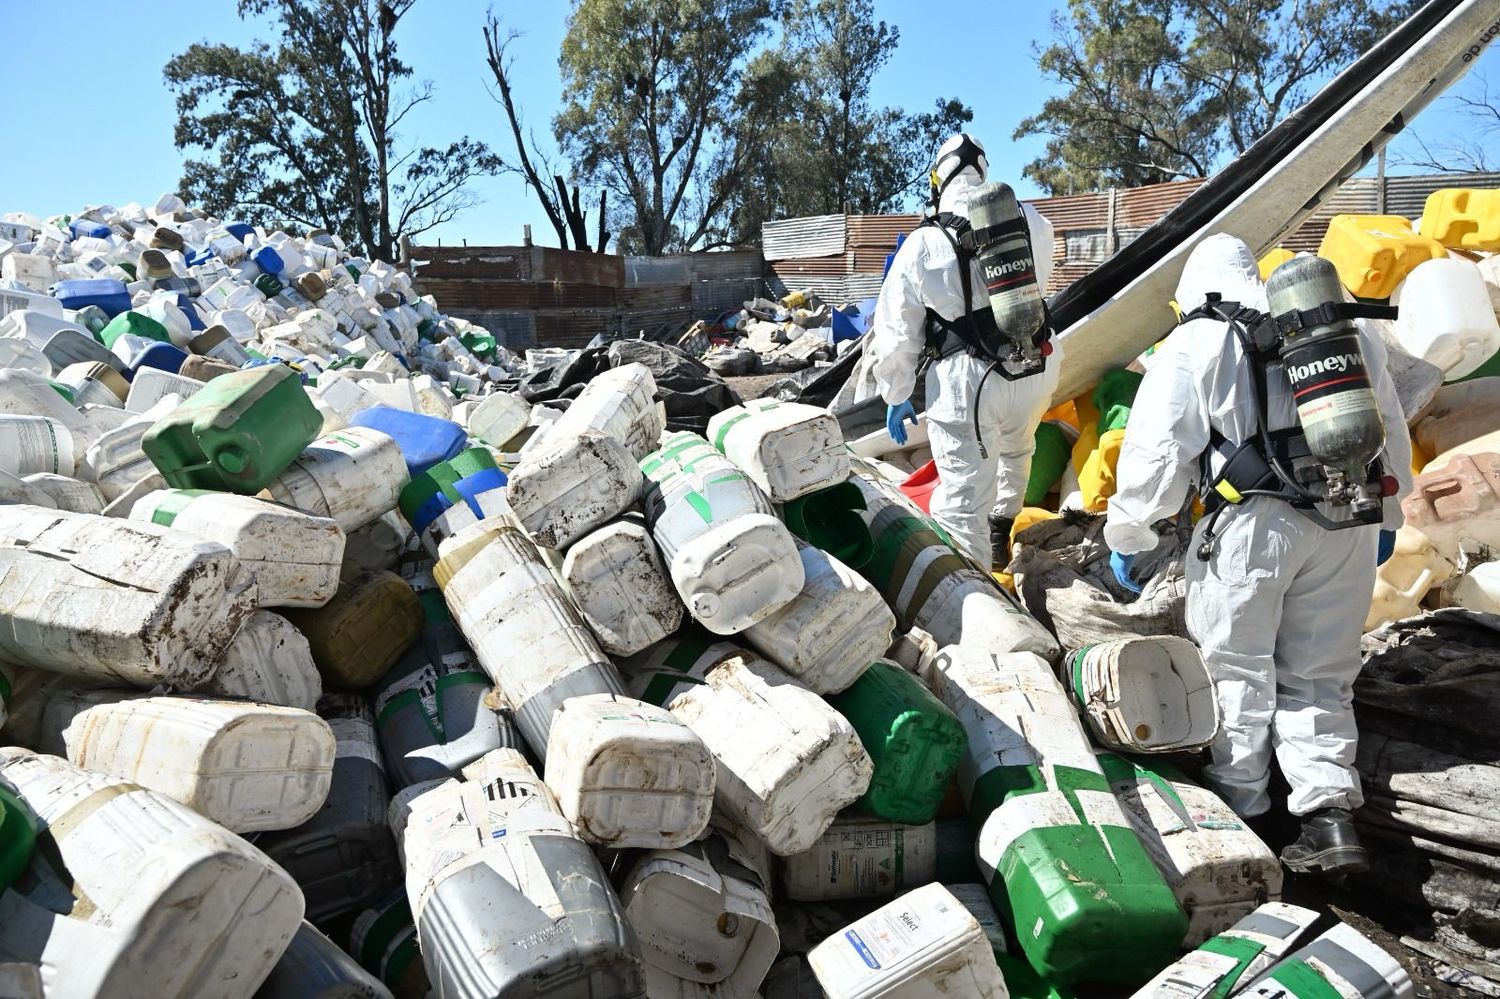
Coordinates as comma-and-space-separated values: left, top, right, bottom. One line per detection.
833, 897, 952, 974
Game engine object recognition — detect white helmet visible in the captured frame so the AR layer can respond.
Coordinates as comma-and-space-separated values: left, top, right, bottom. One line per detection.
931, 133, 988, 209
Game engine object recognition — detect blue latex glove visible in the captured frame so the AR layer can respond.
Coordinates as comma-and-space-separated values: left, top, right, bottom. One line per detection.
886, 400, 917, 445
1110, 551, 1144, 594
1377, 529, 1396, 567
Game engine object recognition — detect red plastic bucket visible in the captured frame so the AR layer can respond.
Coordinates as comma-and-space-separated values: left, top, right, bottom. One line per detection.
899, 460, 939, 514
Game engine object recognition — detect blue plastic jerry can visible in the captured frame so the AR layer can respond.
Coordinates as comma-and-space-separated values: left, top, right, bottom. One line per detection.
350, 406, 468, 478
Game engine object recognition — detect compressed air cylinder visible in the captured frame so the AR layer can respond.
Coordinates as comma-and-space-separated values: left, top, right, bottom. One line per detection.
1268, 256, 1386, 482
641, 432, 804, 635
970, 181, 1046, 341
396, 748, 647, 998
433, 525, 626, 755
934, 646, 1187, 985
622, 634, 873, 856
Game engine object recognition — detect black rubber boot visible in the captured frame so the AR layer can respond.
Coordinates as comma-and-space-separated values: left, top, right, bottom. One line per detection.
989, 514, 1014, 571
1279, 807, 1369, 875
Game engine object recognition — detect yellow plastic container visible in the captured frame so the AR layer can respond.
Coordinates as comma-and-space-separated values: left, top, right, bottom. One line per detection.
1420, 189, 1500, 252
1318, 214, 1447, 299
283, 568, 423, 689
1078, 427, 1127, 512
1258, 247, 1295, 280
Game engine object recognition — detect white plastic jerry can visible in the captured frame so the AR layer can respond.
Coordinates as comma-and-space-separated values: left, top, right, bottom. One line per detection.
641, 432, 805, 635
398, 748, 647, 998
1366, 525, 1455, 631
560, 515, 685, 657
506, 429, 643, 550
129, 488, 346, 608
22, 472, 105, 514
618, 833, 779, 992
462, 390, 531, 448
1097, 752, 1282, 947
0, 505, 256, 688
1237, 922, 1415, 999
544, 692, 714, 849
807, 883, 1009, 999
0, 749, 304, 999
198, 610, 324, 711
743, 541, 895, 695
433, 524, 626, 756
262, 427, 410, 533
933, 646, 1187, 986
623, 634, 872, 856
546, 361, 665, 460
252, 920, 393, 999
33, 688, 335, 834
1129, 902, 1320, 999
707, 399, 850, 501
779, 813, 938, 902
1067, 637, 1219, 754
0, 415, 75, 477
848, 464, 1059, 661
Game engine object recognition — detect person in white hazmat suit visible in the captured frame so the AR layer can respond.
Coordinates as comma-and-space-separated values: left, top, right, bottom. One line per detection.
1104, 234, 1410, 875
868, 134, 1062, 571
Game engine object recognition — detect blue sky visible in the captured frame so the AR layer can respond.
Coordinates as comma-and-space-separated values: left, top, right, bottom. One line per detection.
0, 1, 1493, 248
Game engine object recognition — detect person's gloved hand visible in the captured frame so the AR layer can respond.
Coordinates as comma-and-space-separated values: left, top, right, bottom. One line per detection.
886, 400, 917, 445
1110, 551, 1144, 594
1377, 529, 1396, 567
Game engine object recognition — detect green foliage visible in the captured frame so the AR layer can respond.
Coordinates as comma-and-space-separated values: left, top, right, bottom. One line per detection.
165, 0, 500, 261
555, 0, 971, 252
1016, 0, 1422, 194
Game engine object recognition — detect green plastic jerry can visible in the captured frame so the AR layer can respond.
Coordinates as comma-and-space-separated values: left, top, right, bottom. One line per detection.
141, 364, 323, 493
828, 660, 968, 825
98, 311, 171, 349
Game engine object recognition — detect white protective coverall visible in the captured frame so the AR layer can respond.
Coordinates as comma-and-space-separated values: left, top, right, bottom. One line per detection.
867, 170, 1061, 571
1104, 234, 1412, 818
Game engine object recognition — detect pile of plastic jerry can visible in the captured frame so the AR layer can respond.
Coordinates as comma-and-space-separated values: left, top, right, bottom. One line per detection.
0, 189, 1440, 999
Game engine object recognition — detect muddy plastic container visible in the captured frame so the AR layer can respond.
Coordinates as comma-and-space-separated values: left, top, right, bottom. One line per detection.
808, 883, 1007, 999
258, 695, 401, 924
623, 634, 872, 856
372, 589, 519, 788
199, 609, 323, 710
130, 489, 345, 608
0, 749, 303, 998
827, 660, 968, 825
560, 515, 684, 657
850, 466, 1059, 660
398, 748, 647, 998
618, 833, 778, 991
547, 361, 664, 460
1237, 922, 1414, 999
0, 506, 256, 688
544, 692, 715, 849
253, 920, 392, 999
934, 645, 1187, 985
35, 688, 334, 834
263, 427, 410, 533
1098, 752, 1282, 947
780, 813, 940, 902
1068, 637, 1219, 754
507, 429, 642, 549
434, 525, 626, 755
1129, 902, 1319, 999
284, 568, 424, 690
21, 472, 106, 514
79, 411, 164, 501
462, 390, 530, 448
641, 432, 804, 635
1402, 452, 1500, 562
142, 364, 323, 492
707, 399, 849, 501
742, 542, 894, 694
